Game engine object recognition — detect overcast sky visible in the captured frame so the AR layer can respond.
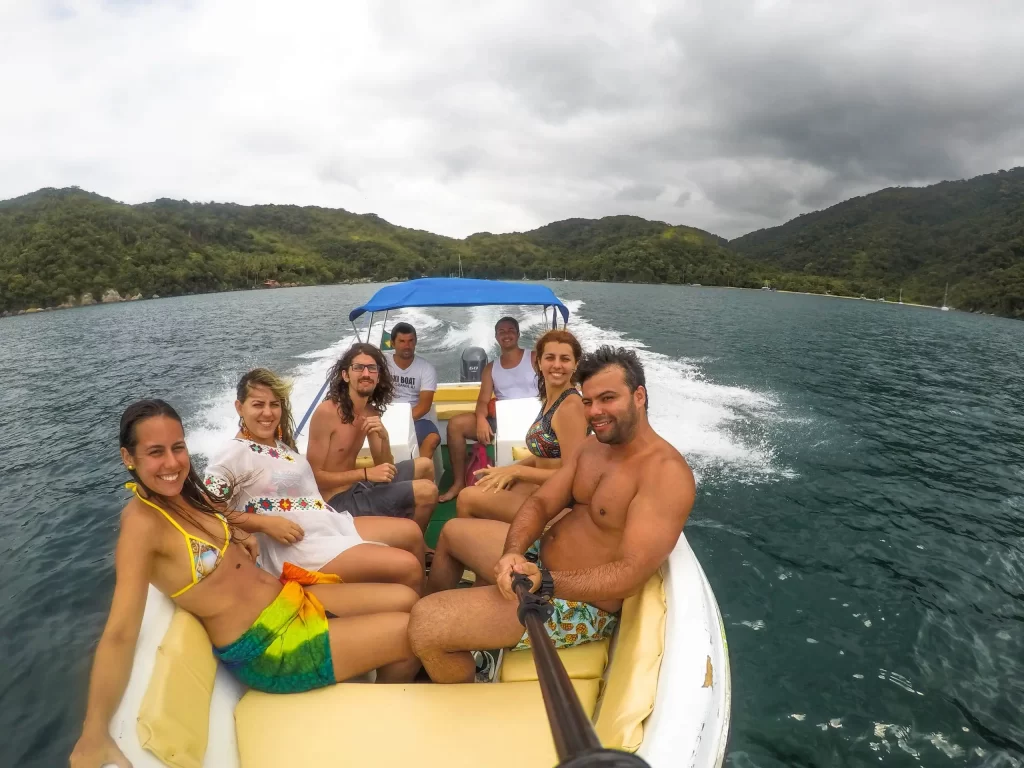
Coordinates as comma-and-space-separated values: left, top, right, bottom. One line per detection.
2, 0, 1023, 239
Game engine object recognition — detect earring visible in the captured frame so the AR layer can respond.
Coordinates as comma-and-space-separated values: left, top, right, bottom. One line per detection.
276, 425, 283, 440
127, 464, 135, 471
239, 417, 253, 440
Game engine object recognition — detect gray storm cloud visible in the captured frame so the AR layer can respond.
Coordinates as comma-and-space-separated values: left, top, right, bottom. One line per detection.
1, 0, 1022, 239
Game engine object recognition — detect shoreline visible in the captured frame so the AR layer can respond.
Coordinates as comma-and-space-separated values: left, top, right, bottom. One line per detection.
771, 289, 944, 310
0, 278, 956, 319
0, 280, 376, 319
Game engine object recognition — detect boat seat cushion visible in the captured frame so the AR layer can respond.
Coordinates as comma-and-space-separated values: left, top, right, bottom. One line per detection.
235, 678, 601, 768
593, 568, 667, 752
500, 638, 609, 682
433, 385, 482, 402
511, 445, 531, 461
435, 402, 477, 421
136, 609, 217, 768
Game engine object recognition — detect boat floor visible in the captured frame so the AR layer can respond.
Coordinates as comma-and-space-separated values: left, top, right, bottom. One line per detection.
424, 443, 495, 548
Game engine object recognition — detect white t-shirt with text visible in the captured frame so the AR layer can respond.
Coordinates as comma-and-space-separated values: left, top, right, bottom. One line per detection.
387, 354, 438, 409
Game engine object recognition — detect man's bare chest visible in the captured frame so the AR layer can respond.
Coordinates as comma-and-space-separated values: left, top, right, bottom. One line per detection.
573, 458, 638, 526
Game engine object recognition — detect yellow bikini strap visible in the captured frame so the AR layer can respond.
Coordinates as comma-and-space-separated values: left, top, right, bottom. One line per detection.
126, 482, 231, 552
215, 514, 231, 554
125, 482, 190, 537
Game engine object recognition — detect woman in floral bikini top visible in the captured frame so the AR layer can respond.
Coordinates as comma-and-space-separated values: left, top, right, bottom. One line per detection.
524, 388, 582, 459
454, 329, 590, 524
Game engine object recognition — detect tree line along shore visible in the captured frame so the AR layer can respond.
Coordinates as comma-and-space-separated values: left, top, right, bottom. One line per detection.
3, 166, 1023, 319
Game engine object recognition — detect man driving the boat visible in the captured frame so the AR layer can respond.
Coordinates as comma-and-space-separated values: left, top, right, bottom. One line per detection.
307, 343, 439, 532
408, 346, 695, 683
385, 322, 441, 460
438, 316, 537, 502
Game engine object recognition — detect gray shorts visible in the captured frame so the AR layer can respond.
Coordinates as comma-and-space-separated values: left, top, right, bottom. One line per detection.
328, 459, 417, 519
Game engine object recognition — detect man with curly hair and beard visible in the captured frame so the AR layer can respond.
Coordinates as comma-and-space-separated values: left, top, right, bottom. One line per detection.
307, 343, 438, 532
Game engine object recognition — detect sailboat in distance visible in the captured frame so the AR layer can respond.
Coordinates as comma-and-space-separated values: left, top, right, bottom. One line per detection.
941, 283, 950, 311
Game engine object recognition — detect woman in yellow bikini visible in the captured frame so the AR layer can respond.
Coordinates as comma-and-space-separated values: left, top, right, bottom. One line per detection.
69, 399, 421, 768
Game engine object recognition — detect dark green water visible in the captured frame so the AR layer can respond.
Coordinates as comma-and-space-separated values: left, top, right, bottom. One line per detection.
1, 283, 1022, 767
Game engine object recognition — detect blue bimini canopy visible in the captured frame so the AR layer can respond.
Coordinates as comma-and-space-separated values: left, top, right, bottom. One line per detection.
348, 278, 570, 324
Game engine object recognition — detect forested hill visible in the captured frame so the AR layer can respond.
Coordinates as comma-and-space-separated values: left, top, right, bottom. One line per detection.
730, 167, 1024, 316
0, 188, 762, 314
4, 168, 1024, 318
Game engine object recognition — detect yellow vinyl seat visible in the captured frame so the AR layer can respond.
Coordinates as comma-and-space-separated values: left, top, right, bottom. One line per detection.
433, 384, 482, 402
234, 679, 601, 768
500, 638, 609, 682
433, 384, 488, 422
498, 569, 667, 752
434, 402, 478, 421
134, 564, 666, 767
135, 611, 217, 768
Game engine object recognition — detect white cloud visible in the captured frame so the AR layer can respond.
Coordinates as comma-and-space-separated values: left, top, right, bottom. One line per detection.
2, 0, 1023, 239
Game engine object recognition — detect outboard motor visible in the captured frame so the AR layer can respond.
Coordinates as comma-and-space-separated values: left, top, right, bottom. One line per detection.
460, 346, 488, 382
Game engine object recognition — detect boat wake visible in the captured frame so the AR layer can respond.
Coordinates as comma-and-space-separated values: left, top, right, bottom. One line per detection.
187, 301, 790, 484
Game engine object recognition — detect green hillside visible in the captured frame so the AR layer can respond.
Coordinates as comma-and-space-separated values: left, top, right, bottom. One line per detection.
0, 189, 765, 314
731, 167, 1024, 315
4, 167, 1024, 318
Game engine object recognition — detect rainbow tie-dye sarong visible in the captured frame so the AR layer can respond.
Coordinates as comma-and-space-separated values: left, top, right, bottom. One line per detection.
213, 564, 340, 694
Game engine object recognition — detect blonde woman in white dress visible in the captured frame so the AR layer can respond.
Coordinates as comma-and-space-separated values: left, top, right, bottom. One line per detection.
203, 369, 424, 592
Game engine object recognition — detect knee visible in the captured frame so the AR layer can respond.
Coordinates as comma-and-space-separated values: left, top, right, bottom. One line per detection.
435, 520, 453, 551
393, 582, 420, 611
414, 478, 439, 505
455, 488, 479, 518
408, 597, 442, 657
397, 518, 426, 555
397, 551, 424, 592
414, 456, 433, 480
448, 415, 469, 439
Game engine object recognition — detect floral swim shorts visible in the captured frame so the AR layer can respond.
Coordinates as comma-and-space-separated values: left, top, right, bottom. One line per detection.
513, 540, 618, 651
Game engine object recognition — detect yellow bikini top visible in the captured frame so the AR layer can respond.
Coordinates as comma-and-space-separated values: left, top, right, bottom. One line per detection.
126, 483, 231, 598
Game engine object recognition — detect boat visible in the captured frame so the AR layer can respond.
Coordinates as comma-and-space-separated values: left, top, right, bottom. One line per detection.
107, 277, 731, 768
941, 283, 950, 311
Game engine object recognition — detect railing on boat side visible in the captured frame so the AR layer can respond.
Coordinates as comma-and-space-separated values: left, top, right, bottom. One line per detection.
295, 377, 331, 438
512, 575, 651, 767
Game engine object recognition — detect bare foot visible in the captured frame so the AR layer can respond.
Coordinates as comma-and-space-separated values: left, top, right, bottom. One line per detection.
438, 483, 464, 503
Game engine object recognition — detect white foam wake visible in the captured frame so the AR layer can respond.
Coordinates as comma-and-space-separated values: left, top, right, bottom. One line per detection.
186, 300, 788, 483
435, 305, 554, 353
559, 300, 788, 484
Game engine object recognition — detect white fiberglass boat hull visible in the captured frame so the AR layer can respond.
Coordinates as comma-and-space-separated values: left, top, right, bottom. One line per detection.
106, 533, 728, 768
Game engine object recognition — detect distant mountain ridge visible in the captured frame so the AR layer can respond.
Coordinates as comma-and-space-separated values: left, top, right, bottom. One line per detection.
0, 189, 758, 315
2, 167, 1023, 317
730, 166, 1024, 315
